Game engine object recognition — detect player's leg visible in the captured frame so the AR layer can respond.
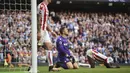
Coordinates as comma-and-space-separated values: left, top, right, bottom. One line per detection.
103, 57, 120, 68
44, 30, 60, 71
46, 50, 54, 71
7, 54, 14, 68
104, 62, 120, 68
55, 57, 78, 69
112, 63, 120, 68
87, 56, 95, 68
43, 30, 54, 71
52, 56, 62, 71
66, 62, 74, 69
56, 62, 73, 69
73, 62, 79, 69
57, 57, 78, 69
71, 56, 79, 69
93, 50, 111, 68
104, 62, 112, 68
57, 57, 74, 69
86, 49, 95, 68
46, 49, 61, 71
66, 56, 77, 69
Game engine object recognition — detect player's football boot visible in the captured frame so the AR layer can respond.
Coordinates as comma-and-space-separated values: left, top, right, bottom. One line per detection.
49, 66, 61, 72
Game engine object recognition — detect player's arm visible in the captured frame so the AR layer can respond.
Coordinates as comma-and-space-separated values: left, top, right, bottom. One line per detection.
46, 24, 53, 33
47, 24, 57, 37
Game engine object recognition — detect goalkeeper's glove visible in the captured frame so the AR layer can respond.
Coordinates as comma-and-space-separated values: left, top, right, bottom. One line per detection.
66, 55, 75, 64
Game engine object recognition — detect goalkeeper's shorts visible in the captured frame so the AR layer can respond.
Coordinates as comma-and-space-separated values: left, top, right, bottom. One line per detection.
59, 56, 70, 64
58, 56, 75, 69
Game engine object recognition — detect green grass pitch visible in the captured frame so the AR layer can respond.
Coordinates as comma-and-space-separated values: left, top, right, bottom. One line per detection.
0, 66, 130, 73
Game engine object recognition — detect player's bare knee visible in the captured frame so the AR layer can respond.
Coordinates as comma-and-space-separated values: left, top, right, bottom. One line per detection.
74, 66, 79, 69
68, 65, 74, 69
73, 63, 79, 69
76, 65, 79, 69
68, 64, 74, 69
67, 62, 74, 69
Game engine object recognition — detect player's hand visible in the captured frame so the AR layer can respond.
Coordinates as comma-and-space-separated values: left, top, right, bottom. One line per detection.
66, 55, 73, 59
51, 31, 57, 38
68, 56, 75, 63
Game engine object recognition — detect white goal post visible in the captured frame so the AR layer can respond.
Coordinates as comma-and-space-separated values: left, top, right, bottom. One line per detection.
31, 0, 37, 73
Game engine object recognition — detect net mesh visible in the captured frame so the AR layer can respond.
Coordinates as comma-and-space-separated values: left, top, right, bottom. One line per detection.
0, 0, 31, 11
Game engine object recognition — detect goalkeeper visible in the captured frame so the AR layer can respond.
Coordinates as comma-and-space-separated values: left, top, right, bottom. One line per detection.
55, 26, 79, 69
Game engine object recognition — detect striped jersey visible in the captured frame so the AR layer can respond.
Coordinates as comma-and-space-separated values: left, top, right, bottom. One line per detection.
38, 2, 49, 30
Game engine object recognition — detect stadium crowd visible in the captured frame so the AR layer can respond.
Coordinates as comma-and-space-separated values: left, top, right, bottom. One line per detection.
0, 11, 32, 64
0, 11, 130, 65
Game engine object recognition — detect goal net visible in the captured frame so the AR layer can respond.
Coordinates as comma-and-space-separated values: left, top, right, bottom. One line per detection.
0, 0, 31, 11
0, 0, 32, 72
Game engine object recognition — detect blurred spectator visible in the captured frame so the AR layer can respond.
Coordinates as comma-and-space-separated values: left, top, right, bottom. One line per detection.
37, 47, 46, 63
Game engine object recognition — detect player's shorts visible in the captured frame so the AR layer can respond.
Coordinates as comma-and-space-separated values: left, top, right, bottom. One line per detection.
41, 29, 51, 43
86, 49, 93, 58
58, 56, 70, 69
59, 56, 70, 64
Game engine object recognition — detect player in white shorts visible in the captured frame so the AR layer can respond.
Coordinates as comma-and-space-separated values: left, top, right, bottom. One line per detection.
86, 48, 120, 68
34, 0, 60, 72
